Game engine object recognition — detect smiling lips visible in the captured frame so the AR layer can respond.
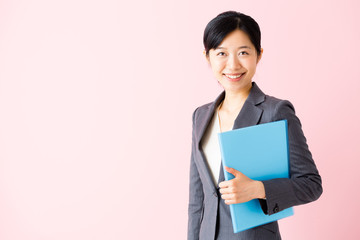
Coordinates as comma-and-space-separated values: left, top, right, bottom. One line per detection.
224, 73, 245, 81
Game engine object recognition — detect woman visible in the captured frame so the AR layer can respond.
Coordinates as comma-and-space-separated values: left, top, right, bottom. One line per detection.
188, 11, 322, 240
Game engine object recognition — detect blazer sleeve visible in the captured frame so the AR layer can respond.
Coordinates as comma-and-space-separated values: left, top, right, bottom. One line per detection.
259, 100, 323, 215
187, 108, 204, 240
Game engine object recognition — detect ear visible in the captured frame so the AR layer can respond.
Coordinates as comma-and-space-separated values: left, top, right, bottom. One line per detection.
204, 50, 210, 64
256, 48, 263, 64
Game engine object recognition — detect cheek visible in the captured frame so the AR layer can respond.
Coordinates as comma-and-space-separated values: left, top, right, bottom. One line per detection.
244, 60, 258, 72
211, 62, 225, 74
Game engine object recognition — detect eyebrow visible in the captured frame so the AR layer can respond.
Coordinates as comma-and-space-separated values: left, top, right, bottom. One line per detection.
216, 46, 252, 50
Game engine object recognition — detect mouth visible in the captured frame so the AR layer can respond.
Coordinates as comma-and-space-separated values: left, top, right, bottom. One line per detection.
223, 73, 246, 81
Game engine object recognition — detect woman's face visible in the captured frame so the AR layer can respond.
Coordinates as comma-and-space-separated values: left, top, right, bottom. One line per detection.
207, 29, 262, 93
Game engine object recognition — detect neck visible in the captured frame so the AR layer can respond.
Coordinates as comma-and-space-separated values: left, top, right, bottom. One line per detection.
221, 84, 252, 112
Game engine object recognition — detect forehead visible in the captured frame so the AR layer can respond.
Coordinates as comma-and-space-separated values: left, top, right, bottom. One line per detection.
217, 29, 253, 49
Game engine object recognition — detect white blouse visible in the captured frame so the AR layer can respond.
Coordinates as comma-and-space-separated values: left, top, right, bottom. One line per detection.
201, 107, 222, 184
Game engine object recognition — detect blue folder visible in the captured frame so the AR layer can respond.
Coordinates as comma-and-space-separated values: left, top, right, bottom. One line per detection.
218, 120, 294, 233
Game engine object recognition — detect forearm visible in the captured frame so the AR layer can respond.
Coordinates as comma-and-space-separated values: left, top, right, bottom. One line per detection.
260, 174, 322, 215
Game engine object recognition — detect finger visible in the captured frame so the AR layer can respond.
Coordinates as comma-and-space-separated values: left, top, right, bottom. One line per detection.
224, 199, 236, 205
218, 180, 230, 188
219, 178, 238, 189
221, 193, 235, 200
219, 187, 234, 194
225, 166, 240, 177
225, 166, 247, 180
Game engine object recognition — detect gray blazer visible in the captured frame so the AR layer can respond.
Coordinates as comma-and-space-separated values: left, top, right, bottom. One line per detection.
188, 82, 322, 240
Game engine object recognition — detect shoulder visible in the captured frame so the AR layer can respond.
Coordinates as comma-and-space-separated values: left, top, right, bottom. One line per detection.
192, 91, 225, 123
191, 102, 212, 125
259, 94, 296, 122
262, 94, 294, 110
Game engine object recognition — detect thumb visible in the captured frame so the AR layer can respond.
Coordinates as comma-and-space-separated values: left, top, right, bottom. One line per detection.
225, 166, 242, 178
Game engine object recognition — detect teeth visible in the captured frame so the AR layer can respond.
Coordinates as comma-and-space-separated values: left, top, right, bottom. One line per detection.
226, 74, 243, 79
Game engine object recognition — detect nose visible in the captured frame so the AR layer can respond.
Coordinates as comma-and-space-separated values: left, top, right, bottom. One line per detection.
227, 54, 242, 70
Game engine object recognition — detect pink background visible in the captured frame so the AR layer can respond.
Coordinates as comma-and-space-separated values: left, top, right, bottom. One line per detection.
1, 0, 359, 239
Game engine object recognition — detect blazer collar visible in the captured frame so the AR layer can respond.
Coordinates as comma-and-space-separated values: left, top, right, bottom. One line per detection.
196, 92, 225, 148
233, 82, 265, 129
197, 82, 265, 147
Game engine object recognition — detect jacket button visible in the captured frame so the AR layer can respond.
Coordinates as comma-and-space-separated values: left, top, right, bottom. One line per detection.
273, 204, 279, 213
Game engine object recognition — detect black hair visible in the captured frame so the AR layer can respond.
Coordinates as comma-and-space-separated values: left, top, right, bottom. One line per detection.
203, 11, 261, 56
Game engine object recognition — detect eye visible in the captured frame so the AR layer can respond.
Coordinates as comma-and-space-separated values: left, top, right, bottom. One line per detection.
217, 52, 226, 56
239, 51, 249, 56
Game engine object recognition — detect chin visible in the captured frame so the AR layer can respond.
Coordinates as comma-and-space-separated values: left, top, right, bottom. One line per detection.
222, 81, 251, 91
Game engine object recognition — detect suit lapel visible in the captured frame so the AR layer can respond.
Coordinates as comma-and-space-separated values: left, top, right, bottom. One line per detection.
232, 101, 263, 129
233, 82, 265, 129
196, 92, 225, 147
